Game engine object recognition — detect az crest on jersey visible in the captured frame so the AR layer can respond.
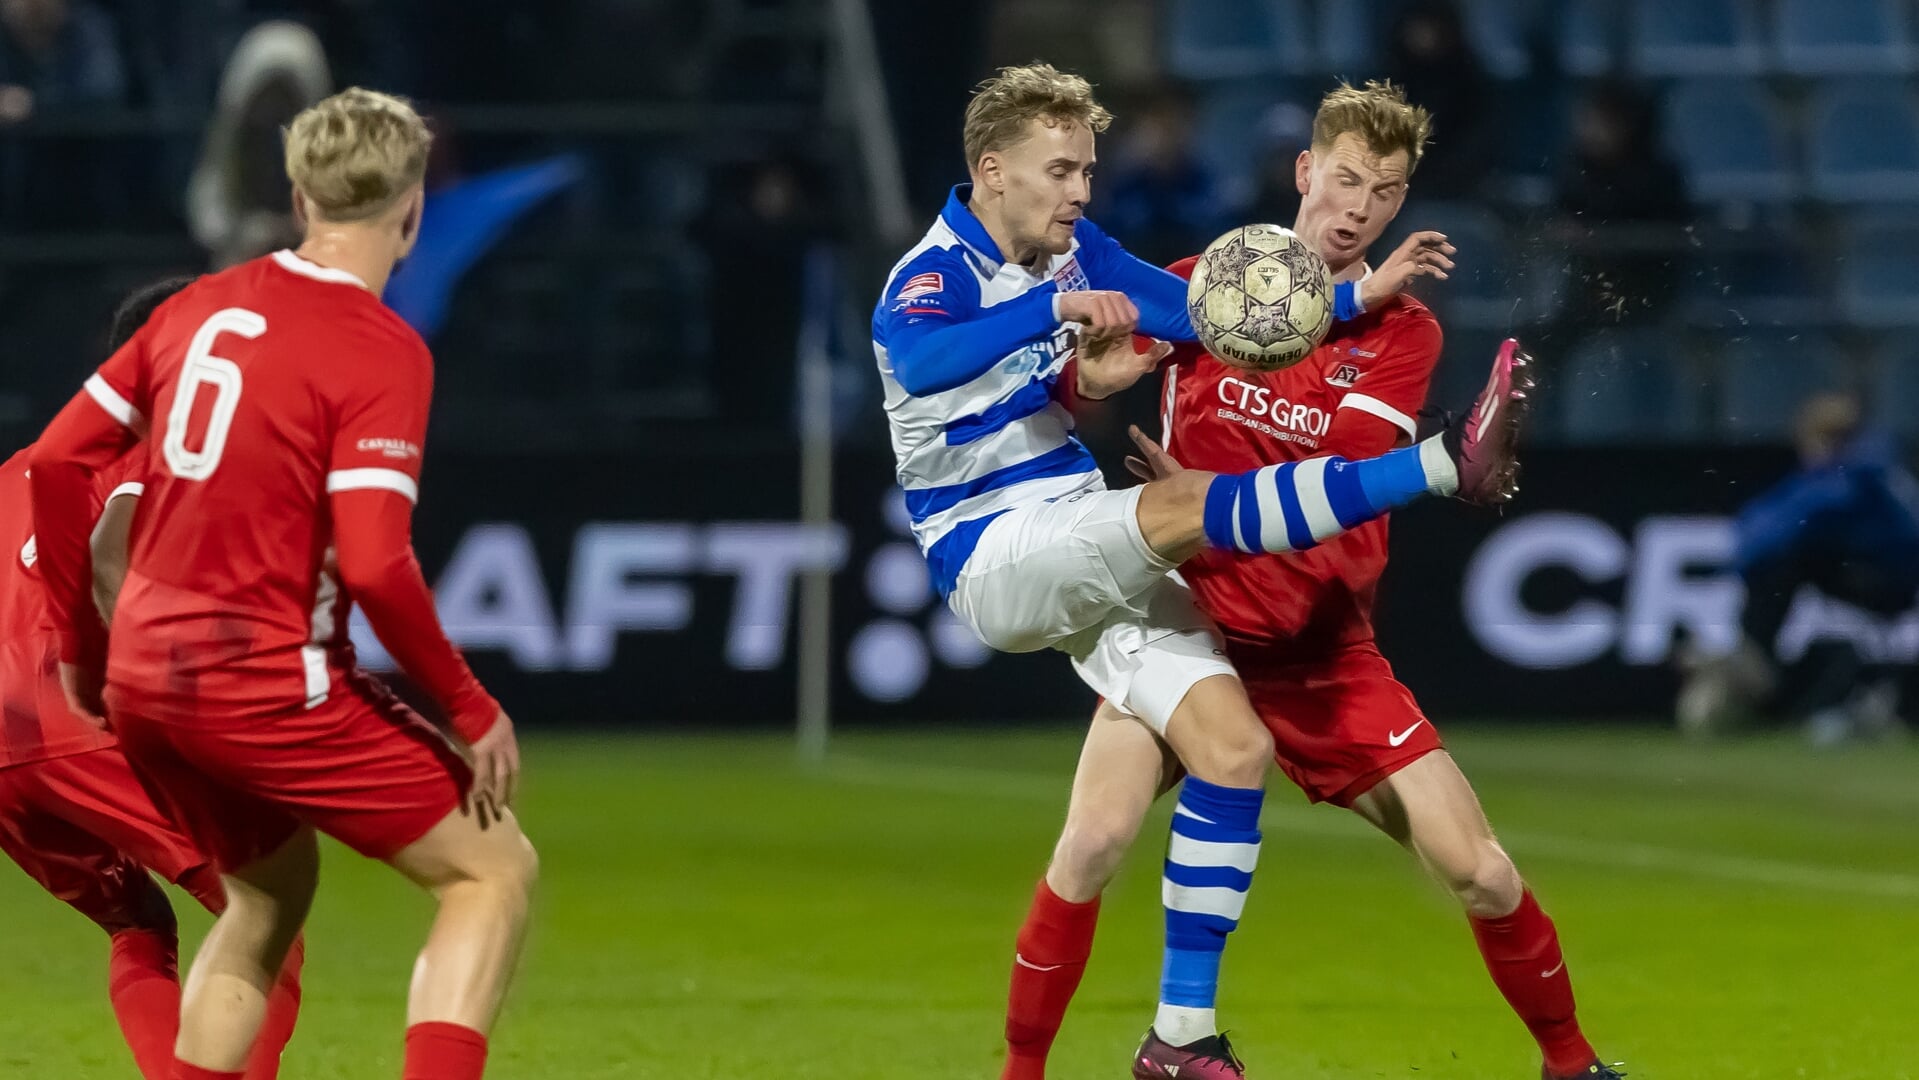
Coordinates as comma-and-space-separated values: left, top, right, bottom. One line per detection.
1329, 364, 1362, 388
20, 534, 36, 570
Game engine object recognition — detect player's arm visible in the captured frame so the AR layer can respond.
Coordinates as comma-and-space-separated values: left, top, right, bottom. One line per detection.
28, 346, 150, 672
327, 343, 500, 745
90, 477, 143, 626
1318, 315, 1442, 461
879, 253, 1061, 396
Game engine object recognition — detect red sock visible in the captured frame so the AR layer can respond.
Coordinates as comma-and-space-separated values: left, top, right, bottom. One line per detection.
404, 1021, 489, 1080
109, 928, 181, 1080
170, 1064, 243, 1080
1002, 878, 1101, 1080
243, 935, 305, 1080
1469, 890, 1596, 1076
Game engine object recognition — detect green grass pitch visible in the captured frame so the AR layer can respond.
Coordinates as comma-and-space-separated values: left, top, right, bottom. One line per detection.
2, 725, 1915, 1079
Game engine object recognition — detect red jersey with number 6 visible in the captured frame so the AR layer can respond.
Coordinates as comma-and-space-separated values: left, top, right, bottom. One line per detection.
1161, 255, 1442, 654
55, 251, 434, 722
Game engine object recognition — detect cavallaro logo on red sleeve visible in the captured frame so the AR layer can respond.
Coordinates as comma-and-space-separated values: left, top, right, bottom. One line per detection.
895, 272, 944, 300
356, 438, 422, 460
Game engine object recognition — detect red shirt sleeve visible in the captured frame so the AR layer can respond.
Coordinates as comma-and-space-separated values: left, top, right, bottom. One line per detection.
327, 334, 498, 742
28, 332, 152, 664
1320, 310, 1442, 461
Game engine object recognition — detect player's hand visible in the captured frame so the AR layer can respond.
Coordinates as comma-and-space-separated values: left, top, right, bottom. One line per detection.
1057, 290, 1140, 338
464, 710, 521, 828
1076, 332, 1172, 401
1124, 424, 1185, 483
58, 662, 108, 730
1361, 230, 1455, 309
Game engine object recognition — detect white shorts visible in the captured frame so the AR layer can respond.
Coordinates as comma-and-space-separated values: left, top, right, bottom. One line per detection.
948, 487, 1237, 734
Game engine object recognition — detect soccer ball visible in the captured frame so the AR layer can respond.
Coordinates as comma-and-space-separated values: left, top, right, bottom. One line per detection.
1186, 224, 1335, 372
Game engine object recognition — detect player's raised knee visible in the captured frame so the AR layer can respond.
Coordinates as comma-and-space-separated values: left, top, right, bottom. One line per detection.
1450, 840, 1523, 918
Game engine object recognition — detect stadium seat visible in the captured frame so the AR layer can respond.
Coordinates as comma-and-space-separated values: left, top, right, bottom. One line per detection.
1662, 80, 1797, 203
1777, 0, 1915, 75
1717, 332, 1856, 443
1380, 202, 1516, 329
1807, 81, 1919, 204
1457, 0, 1534, 80
1312, 0, 1374, 78
1629, 0, 1766, 76
1679, 229, 1828, 329
1556, 0, 1621, 77
1193, 84, 1303, 190
1839, 218, 1919, 326
1868, 344, 1919, 439
1165, 0, 1306, 81
1557, 329, 1706, 443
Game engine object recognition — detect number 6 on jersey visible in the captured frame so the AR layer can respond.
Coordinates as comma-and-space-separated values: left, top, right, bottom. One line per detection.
163, 308, 264, 481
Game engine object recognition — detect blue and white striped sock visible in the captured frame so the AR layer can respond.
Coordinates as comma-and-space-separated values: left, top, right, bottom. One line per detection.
1157, 776, 1264, 1046
1201, 435, 1457, 554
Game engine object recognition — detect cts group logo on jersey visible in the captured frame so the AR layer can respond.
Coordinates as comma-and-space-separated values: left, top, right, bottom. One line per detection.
1214, 376, 1333, 441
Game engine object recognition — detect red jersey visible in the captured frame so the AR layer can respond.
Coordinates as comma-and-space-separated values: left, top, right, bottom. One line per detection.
28, 251, 495, 736
0, 448, 141, 767
1161, 255, 1441, 653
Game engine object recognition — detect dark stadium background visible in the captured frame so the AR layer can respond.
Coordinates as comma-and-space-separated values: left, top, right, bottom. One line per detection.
5, 4, 1919, 1080
11, 0, 1913, 729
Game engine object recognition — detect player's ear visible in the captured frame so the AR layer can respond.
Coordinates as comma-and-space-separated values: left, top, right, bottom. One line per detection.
976, 151, 1003, 194
398, 186, 425, 251
1294, 149, 1313, 196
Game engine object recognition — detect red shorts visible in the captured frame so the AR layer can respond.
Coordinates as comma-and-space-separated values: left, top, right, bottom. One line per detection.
106, 670, 468, 870
0, 747, 217, 929
1226, 640, 1443, 807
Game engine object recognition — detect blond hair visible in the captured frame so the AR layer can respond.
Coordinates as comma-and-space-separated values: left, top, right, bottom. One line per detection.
283, 87, 432, 223
1312, 80, 1432, 173
963, 63, 1113, 171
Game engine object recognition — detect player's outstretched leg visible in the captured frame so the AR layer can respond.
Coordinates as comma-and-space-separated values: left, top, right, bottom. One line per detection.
387, 806, 539, 1080
1132, 675, 1270, 1080
1135, 340, 1533, 564
1349, 752, 1619, 1080
174, 827, 320, 1080
1003, 709, 1176, 1080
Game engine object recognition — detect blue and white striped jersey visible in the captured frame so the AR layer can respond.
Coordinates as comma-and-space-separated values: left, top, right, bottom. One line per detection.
873, 185, 1198, 597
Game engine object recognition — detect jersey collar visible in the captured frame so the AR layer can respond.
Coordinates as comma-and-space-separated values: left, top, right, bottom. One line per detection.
940, 184, 1007, 276
271, 249, 369, 289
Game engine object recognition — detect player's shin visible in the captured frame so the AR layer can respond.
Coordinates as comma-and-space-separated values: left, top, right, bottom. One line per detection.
1156, 777, 1263, 1045
1470, 891, 1597, 1077
1003, 880, 1101, 1080
109, 926, 182, 1080
1202, 439, 1456, 555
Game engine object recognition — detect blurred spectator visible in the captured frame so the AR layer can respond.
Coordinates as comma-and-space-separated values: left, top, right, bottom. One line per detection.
185, 20, 330, 267
1381, 0, 1493, 199
1554, 79, 1690, 327
1102, 84, 1219, 267
1678, 394, 1919, 744
1242, 101, 1313, 228
695, 154, 830, 425
0, 0, 124, 115
0, 0, 130, 228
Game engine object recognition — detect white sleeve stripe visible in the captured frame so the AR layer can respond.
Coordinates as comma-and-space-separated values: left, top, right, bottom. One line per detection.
106, 481, 145, 501
326, 468, 419, 503
1339, 393, 1418, 438
1293, 456, 1344, 542
84, 375, 142, 428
